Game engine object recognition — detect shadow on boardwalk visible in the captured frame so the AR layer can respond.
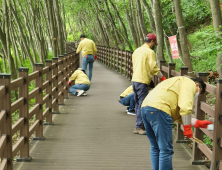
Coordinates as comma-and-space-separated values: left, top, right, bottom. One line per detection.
14, 60, 207, 170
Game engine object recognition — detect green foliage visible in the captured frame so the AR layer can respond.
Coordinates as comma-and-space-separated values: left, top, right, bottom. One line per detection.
188, 25, 222, 73
203, 135, 213, 146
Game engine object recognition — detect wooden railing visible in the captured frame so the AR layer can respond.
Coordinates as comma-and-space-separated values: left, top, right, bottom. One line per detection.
0, 51, 79, 170
96, 45, 222, 170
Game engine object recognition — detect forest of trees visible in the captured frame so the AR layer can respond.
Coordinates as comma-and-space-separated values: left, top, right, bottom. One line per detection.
64, 0, 222, 78
0, 0, 222, 79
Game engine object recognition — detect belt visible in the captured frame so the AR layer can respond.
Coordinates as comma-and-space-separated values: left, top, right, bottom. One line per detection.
87, 54, 93, 55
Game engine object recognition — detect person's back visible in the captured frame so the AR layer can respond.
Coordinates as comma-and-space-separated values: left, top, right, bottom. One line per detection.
70, 70, 90, 85
76, 34, 97, 82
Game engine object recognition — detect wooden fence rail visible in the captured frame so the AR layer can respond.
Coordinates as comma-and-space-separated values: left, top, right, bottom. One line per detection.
0, 51, 79, 170
96, 45, 222, 170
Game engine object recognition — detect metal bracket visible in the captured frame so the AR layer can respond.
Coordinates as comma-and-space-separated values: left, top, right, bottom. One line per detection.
49, 108, 52, 112
24, 98, 26, 105
39, 120, 42, 125
23, 77, 26, 84
23, 136, 27, 144
217, 137, 222, 147
49, 67, 52, 72
56, 87, 58, 91
5, 86, 8, 94
39, 88, 42, 93
2, 134, 10, 143
49, 81, 52, 85
219, 114, 222, 124
39, 71, 42, 77
24, 117, 27, 125
39, 104, 42, 110
56, 75, 58, 79
49, 94, 52, 99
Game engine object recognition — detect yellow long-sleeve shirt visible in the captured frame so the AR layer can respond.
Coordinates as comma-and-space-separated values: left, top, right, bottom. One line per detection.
69, 70, 90, 85
141, 76, 196, 124
120, 85, 134, 97
76, 38, 97, 57
132, 44, 160, 85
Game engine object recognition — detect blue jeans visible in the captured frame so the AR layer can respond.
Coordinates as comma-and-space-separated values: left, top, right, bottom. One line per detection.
82, 55, 94, 81
132, 82, 149, 128
69, 84, 90, 95
119, 93, 135, 111
141, 106, 174, 170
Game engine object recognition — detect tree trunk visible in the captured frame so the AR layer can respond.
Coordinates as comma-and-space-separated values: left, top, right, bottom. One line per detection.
209, 0, 222, 77
173, 0, 194, 76
135, 0, 149, 37
153, 0, 165, 62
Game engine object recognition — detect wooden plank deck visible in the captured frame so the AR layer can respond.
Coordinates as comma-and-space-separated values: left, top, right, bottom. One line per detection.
14, 57, 207, 170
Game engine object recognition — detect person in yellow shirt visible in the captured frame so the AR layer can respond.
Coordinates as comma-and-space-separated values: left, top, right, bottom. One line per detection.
76, 34, 97, 82
119, 81, 154, 116
68, 68, 90, 96
132, 33, 166, 135
141, 76, 212, 170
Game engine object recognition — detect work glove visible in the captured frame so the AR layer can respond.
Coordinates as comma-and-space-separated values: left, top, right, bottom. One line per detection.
160, 76, 166, 81
183, 124, 193, 138
94, 55, 97, 60
194, 120, 212, 129
68, 79, 72, 85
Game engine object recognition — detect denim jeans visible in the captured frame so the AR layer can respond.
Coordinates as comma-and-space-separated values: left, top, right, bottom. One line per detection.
82, 55, 94, 81
119, 93, 135, 111
132, 82, 149, 128
141, 106, 174, 170
69, 84, 90, 95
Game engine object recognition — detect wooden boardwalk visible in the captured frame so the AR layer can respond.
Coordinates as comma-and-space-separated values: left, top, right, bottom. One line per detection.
14, 57, 207, 170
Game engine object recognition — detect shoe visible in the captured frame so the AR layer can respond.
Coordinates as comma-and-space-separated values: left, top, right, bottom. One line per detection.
133, 128, 146, 135
127, 110, 135, 115
83, 92, 87, 96
126, 107, 129, 112
77, 90, 85, 96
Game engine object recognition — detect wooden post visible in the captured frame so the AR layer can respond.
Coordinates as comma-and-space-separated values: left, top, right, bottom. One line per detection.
0, 74, 13, 169
17, 68, 32, 162
58, 55, 65, 105
52, 57, 59, 114
44, 60, 54, 125
121, 50, 123, 74
33, 63, 45, 140
176, 66, 188, 143
159, 60, 166, 84
211, 78, 222, 170
129, 52, 133, 80
168, 63, 176, 78
63, 54, 69, 99
192, 73, 208, 165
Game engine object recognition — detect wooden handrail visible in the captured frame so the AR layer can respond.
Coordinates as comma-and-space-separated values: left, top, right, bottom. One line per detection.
28, 71, 39, 82
11, 77, 23, 90
12, 137, 25, 157
0, 86, 6, 98
11, 97, 24, 113
12, 118, 25, 136
0, 135, 7, 156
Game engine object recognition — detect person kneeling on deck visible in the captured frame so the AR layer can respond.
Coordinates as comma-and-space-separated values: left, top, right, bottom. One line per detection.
141, 76, 212, 170
119, 81, 154, 116
68, 68, 90, 96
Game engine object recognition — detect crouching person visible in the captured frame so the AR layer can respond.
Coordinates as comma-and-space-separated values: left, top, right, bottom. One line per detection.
120, 81, 154, 115
141, 76, 212, 170
119, 85, 135, 115
68, 68, 90, 96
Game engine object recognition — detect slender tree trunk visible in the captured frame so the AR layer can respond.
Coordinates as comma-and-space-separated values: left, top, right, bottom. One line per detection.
153, 0, 164, 62
173, 0, 194, 76
209, 0, 222, 77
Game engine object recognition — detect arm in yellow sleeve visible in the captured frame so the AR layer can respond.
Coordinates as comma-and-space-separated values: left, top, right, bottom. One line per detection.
149, 51, 160, 75
69, 70, 78, 81
178, 79, 196, 117
93, 42, 97, 54
76, 42, 82, 54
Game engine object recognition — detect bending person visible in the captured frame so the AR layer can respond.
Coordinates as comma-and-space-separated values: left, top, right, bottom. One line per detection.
68, 68, 90, 96
76, 34, 97, 82
141, 76, 212, 170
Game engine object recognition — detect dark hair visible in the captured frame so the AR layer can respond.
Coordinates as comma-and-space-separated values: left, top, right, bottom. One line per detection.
144, 36, 152, 43
80, 34, 86, 38
148, 80, 155, 88
190, 77, 206, 94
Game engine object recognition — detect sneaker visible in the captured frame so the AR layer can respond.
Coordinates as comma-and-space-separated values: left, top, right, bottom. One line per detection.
133, 128, 146, 135
127, 110, 135, 115
77, 90, 85, 96
83, 92, 87, 96
126, 107, 129, 112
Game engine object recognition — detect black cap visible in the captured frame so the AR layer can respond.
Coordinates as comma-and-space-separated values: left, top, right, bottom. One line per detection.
80, 34, 86, 38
